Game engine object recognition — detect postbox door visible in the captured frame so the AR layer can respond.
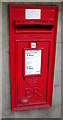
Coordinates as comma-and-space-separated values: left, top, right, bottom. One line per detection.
16, 41, 49, 106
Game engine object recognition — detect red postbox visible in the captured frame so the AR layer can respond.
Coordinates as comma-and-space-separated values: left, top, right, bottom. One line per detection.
9, 5, 59, 111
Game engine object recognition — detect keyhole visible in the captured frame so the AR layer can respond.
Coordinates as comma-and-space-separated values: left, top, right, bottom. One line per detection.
23, 77, 25, 81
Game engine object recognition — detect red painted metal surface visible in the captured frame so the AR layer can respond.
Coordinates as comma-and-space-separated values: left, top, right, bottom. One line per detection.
9, 5, 59, 111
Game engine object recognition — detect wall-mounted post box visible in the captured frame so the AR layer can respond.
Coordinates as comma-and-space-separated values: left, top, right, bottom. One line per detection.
9, 5, 59, 111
